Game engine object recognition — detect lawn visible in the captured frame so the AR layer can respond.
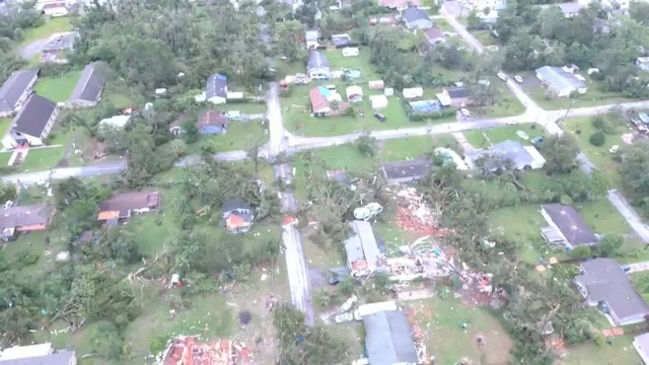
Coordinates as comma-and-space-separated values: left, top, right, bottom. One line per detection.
471, 30, 496, 46
0, 152, 11, 166
0, 117, 12, 136
473, 84, 526, 118
463, 123, 543, 148
18, 17, 72, 46
525, 77, 636, 110
434, 19, 455, 33
19, 146, 66, 171
2, 231, 54, 278
105, 92, 134, 109
580, 199, 631, 235
488, 204, 549, 264
410, 297, 513, 365
379, 134, 457, 161
188, 119, 269, 154
33, 70, 81, 102
565, 335, 639, 365
564, 115, 632, 187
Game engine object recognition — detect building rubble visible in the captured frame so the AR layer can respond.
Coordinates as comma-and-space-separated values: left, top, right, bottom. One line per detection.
159, 335, 251, 365
385, 236, 456, 281
394, 187, 446, 236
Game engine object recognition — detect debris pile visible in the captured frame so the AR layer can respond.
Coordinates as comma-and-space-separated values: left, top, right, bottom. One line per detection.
160, 335, 251, 365
395, 188, 443, 235
403, 306, 432, 364
387, 236, 456, 281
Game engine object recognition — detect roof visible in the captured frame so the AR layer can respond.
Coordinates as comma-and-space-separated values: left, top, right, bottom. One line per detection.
221, 198, 252, 213
635, 333, 649, 359
378, 0, 420, 8
557, 2, 583, 14
423, 27, 445, 42
326, 169, 351, 185
331, 34, 351, 47
470, 140, 539, 170
307, 51, 330, 70
403, 7, 431, 24
344, 221, 380, 272
98, 191, 159, 219
309, 87, 329, 111
363, 310, 418, 364
99, 115, 131, 129
305, 30, 319, 41
446, 86, 469, 99
346, 85, 363, 96
0, 69, 39, 113
541, 203, 597, 246
162, 336, 235, 365
0, 343, 52, 360
536, 66, 587, 92
69, 62, 105, 103
0, 204, 50, 230
41, 31, 78, 52
11, 93, 57, 138
0, 350, 76, 365
576, 258, 649, 322
197, 110, 227, 129
206, 73, 228, 99
381, 159, 432, 182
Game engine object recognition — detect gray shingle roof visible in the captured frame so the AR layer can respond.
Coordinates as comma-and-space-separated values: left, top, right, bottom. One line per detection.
446, 86, 468, 99
206, 73, 228, 99
0, 204, 49, 230
363, 310, 418, 365
344, 221, 380, 272
381, 159, 432, 182
69, 62, 106, 103
403, 7, 430, 24
307, 51, 330, 70
470, 140, 536, 170
41, 32, 78, 52
11, 93, 57, 138
541, 203, 597, 246
0, 69, 39, 113
576, 258, 649, 323
535, 66, 587, 93
0, 350, 76, 365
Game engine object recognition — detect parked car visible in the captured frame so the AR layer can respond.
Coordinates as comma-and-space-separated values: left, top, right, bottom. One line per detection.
531, 136, 544, 144
328, 276, 342, 285
497, 72, 507, 81
334, 312, 354, 324
374, 113, 386, 122
514, 75, 523, 83
341, 295, 359, 312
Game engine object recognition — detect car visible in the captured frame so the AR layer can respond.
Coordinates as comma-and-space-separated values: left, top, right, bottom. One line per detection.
514, 75, 523, 83
460, 108, 471, 118
531, 136, 544, 144
341, 295, 359, 312
497, 72, 507, 81
374, 113, 386, 122
333, 312, 354, 324
328, 276, 342, 285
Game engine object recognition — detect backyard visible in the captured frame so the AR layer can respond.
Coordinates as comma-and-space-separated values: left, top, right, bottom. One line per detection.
188, 119, 269, 154
379, 135, 457, 161
34, 70, 81, 102
463, 123, 543, 148
17, 17, 73, 46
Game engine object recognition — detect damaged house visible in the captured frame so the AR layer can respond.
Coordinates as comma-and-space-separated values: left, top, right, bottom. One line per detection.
97, 191, 160, 225
221, 199, 254, 233
344, 221, 382, 277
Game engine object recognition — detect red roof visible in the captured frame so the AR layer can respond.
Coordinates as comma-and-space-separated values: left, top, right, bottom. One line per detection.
378, 0, 420, 8
309, 88, 329, 112
196, 110, 228, 129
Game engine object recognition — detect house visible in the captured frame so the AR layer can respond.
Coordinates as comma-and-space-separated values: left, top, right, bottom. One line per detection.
575, 258, 649, 326
206, 73, 228, 104
478, 10, 499, 23
1, 93, 58, 149
369, 15, 399, 25
402, 87, 423, 99
577, 0, 629, 12
368, 80, 385, 90
381, 159, 432, 184
346, 85, 363, 103
222, 199, 254, 233
0, 204, 50, 241
0, 69, 39, 117
40, 31, 78, 63
556, 2, 583, 18
332, 33, 352, 48
437, 86, 471, 107
535, 66, 588, 97
98, 115, 132, 129
326, 169, 353, 186
363, 310, 419, 365
378, 0, 420, 11
540, 203, 597, 248
342, 47, 359, 57
41, 2, 68, 17
310, 87, 331, 115
68, 62, 106, 108
306, 51, 332, 80
465, 140, 546, 171
637, 57, 649, 72
344, 221, 381, 277
402, 7, 433, 30
97, 191, 160, 224
305, 30, 319, 49
634, 333, 649, 365
370, 94, 388, 109
423, 27, 446, 45
0, 343, 76, 365
196, 110, 228, 135
593, 18, 611, 34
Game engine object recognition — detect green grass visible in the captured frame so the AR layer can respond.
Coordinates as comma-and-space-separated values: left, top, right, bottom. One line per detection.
579, 199, 631, 235
564, 116, 632, 188
434, 19, 455, 33
19, 147, 65, 171
471, 30, 496, 46
411, 297, 512, 365
326, 48, 380, 80
0, 152, 11, 166
472, 83, 526, 118
565, 335, 640, 365
0, 117, 12, 137
18, 17, 73, 46
33, 70, 81, 102
488, 204, 549, 264
525, 77, 636, 110
464, 124, 543, 148
218, 102, 267, 115
2, 231, 53, 278
379, 135, 456, 161
188, 119, 268, 153
104, 92, 133, 109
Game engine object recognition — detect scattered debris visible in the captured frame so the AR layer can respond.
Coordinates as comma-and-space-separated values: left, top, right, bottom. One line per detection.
394, 188, 447, 236
160, 335, 251, 365
238, 311, 252, 325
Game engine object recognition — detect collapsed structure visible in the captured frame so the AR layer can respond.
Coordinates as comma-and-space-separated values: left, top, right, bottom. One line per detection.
159, 336, 250, 365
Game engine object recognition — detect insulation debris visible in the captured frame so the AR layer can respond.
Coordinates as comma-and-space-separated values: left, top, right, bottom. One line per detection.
160, 335, 251, 365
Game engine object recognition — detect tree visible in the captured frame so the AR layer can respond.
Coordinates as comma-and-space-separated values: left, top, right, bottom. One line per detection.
619, 140, 649, 196
588, 130, 606, 146
594, 234, 623, 257
630, 2, 649, 25
466, 10, 481, 31
569, 245, 592, 259
276, 20, 304, 61
183, 121, 199, 144
356, 135, 376, 157
538, 135, 579, 174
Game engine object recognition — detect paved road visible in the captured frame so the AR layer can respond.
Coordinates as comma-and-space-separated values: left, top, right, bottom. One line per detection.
607, 190, 649, 243
623, 259, 649, 273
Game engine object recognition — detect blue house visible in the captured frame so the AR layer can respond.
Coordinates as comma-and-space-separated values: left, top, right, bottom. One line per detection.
196, 110, 228, 135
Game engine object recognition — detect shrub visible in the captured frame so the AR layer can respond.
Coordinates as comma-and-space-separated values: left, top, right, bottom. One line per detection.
589, 131, 606, 146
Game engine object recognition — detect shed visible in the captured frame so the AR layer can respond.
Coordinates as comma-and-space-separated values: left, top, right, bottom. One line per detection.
370, 95, 388, 109
346, 85, 363, 103
368, 80, 385, 90
402, 87, 423, 99
342, 47, 360, 57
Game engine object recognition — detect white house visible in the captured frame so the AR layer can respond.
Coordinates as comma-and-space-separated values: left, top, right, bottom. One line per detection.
577, 0, 629, 12
205, 73, 228, 104
305, 30, 319, 49
99, 115, 132, 130
346, 85, 363, 103
342, 47, 359, 57
402, 87, 423, 99
2, 94, 59, 149
535, 66, 588, 97
370, 95, 388, 109
636, 57, 649, 72
306, 51, 331, 80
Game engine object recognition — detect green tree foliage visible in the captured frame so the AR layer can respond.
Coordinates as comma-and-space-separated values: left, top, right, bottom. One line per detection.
182, 121, 199, 144
538, 135, 579, 174
588, 130, 606, 146
620, 140, 649, 196
356, 135, 377, 157
569, 245, 592, 259
594, 234, 623, 257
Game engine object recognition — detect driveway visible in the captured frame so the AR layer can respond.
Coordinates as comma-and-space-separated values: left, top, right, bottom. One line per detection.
17, 38, 49, 59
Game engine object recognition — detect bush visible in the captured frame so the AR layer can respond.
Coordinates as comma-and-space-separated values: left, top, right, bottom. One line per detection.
589, 131, 606, 146
570, 245, 592, 259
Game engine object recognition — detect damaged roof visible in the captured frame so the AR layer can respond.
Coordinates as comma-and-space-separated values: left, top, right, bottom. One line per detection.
381, 159, 432, 183
0, 204, 50, 230
98, 191, 159, 220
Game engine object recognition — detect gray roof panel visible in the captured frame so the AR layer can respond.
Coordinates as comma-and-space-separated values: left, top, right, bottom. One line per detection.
403, 7, 430, 24
206, 73, 228, 99
363, 310, 418, 365
0, 350, 76, 365
0, 69, 39, 113
541, 203, 596, 246
69, 62, 106, 103
535, 66, 587, 92
307, 51, 330, 70
11, 93, 57, 137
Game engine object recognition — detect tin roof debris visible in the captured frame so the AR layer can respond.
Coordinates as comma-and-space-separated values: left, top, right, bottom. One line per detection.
160, 336, 250, 365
